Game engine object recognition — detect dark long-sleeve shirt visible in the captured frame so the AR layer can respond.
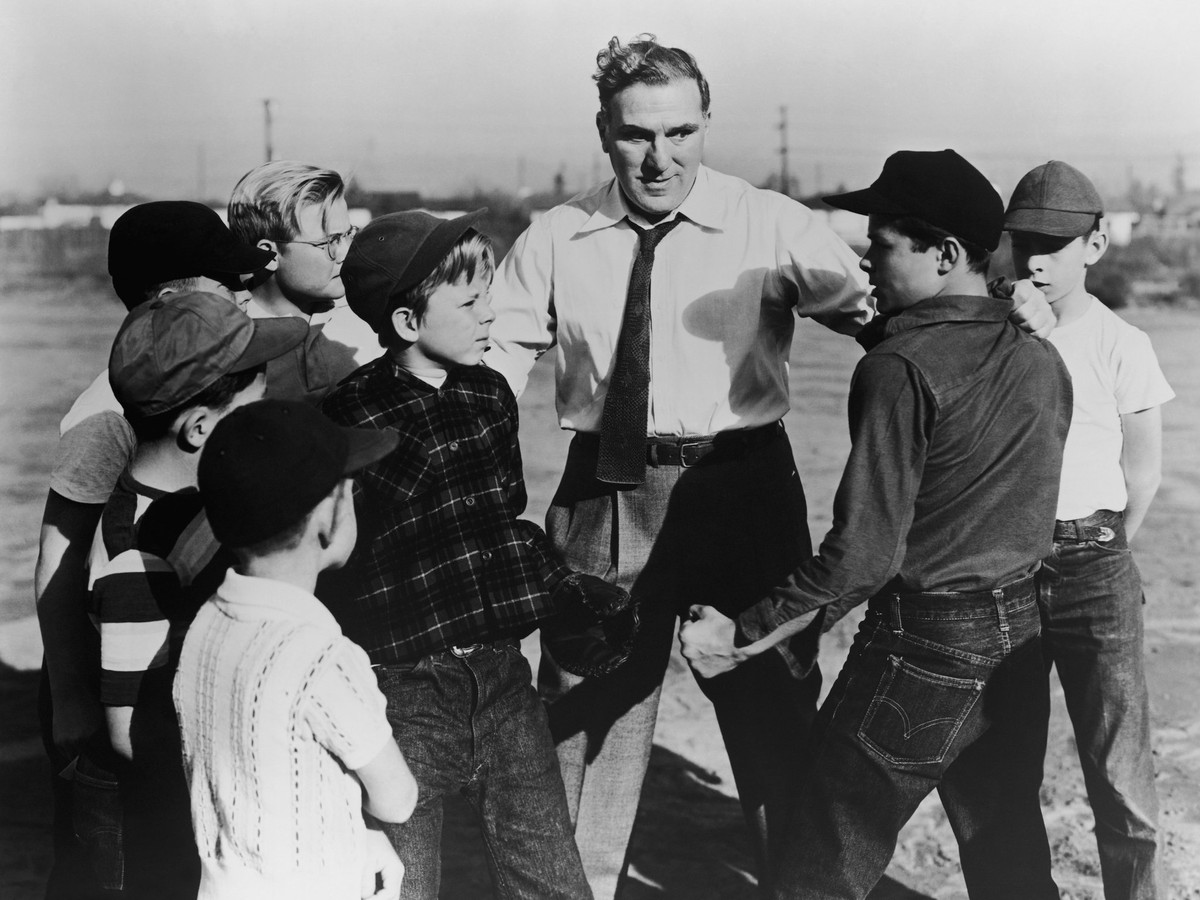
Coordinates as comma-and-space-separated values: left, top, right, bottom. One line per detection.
320, 358, 571, 665
740, 294, 1072, 640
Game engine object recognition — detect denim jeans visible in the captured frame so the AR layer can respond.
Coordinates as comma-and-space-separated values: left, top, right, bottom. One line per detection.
376, 641, 591, 900
540, 430, 820, 900
1038, 511, 1160, 899
773, 578, 1057, 900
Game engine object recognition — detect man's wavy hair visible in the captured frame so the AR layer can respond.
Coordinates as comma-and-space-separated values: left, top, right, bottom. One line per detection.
594, 34, 710, 123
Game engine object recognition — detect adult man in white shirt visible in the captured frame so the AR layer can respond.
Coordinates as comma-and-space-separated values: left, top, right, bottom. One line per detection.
486, 34, 1052, 899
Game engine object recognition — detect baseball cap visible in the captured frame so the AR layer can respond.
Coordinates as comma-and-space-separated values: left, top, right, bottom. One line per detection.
1004, 160, 1103, 238
199, 399, 400, 548
824, 149, 1005, 252
341, 209, 488, 333
108, 291, 307, 418
108, 201, 276, 310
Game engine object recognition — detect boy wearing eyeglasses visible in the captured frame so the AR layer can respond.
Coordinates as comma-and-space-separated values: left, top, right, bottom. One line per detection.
229, 160, 382, 403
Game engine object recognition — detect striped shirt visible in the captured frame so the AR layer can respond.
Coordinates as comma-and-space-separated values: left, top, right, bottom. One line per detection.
89, 469, 231, 708
320, 357, 570, 665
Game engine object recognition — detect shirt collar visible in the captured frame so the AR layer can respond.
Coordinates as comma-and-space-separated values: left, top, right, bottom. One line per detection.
215, 569, 342, 634
576, 165, 724, 236
857, 294, 1013, 351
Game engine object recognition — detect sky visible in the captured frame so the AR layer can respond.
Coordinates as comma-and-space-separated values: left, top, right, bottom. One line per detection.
3, 0, 1199, 204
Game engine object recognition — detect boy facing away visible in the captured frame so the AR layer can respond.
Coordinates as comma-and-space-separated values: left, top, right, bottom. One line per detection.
1006, 160, 1175, 900
321, 210, 635, 899
89, 292, 307, 898
179, 399, 417, 900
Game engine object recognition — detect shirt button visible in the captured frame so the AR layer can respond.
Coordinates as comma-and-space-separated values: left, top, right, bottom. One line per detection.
464, 497, 475, 506
481, 550, 493, 561
449, 441, 460, 451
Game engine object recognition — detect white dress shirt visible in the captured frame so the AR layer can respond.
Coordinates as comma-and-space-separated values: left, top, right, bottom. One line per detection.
486, 165, 872, 437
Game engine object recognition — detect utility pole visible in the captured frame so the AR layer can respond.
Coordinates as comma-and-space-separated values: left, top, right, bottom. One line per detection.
263, 99, 276, 163
197, 142, 207, 201
778, 106, 792, 198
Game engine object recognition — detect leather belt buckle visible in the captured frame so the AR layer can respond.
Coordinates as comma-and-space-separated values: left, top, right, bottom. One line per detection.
450, 643, 483, 658
679, 441, 714, 468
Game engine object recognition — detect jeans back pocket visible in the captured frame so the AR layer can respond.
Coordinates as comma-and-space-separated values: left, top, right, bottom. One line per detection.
858, 654, 984, 767
72, 755, 125, 891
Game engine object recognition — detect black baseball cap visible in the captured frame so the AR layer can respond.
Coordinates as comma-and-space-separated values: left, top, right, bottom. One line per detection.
341, 209, 487, 333
108, 201, 276, 310
824, 149, 1005, 252
199, 400, 399, 548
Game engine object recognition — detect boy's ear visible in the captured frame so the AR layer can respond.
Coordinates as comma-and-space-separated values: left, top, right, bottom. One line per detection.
936, 237, 961, 274
174, 406, 218, 453
1083, 228, 1109, 267
390, 306, 420, 343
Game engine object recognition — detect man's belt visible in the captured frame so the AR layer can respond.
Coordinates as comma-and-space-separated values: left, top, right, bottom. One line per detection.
1054, 510, 1122, 543
645, 421, 784, 468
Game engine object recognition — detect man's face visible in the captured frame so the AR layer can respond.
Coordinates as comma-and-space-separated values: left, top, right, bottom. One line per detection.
598, 78, 708, 222
273, 197, 352, 310
860, 217, 942, 314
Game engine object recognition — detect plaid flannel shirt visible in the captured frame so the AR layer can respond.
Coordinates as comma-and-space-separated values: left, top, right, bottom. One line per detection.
320, 357, 572, 665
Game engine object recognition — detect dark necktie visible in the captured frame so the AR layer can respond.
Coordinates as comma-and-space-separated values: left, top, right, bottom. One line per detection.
596, 218, 681, 484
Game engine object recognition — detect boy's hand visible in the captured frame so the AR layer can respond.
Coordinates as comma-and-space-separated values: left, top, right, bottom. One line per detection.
52, 689, 104, 759
361, 829, 403, 900
679, 605, 750, 679
995, 277, 1056, 338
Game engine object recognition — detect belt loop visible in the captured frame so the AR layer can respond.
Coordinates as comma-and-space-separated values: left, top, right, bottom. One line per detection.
993, 588, 1012, 654
890, 594, 903, 635
647, 443, 658, 467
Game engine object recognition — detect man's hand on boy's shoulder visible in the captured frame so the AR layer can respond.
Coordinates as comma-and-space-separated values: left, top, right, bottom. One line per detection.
993, 277, 1056, 339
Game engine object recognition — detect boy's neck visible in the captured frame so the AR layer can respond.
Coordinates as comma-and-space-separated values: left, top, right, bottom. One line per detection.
1050, 285, 1093, 328
250, 280, 332, 322
237, 550, 321, 595
389, 347, 452, 383
128, 441, 200, 494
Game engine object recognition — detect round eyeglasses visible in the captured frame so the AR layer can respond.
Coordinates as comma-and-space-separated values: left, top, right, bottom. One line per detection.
279, 225, 359, 261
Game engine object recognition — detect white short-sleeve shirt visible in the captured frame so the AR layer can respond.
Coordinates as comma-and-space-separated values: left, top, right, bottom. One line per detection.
1047, 298, 1174, 519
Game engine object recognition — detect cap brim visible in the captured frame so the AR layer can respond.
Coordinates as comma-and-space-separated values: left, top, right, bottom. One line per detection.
1003, 208, 1098, 238
344, 427, 400, 473
205, 242, 277, 277
822, 187, 910, 217
230, 316, 309, 373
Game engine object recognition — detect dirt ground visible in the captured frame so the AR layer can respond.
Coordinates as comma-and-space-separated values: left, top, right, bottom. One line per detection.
1, 278, 1198, 898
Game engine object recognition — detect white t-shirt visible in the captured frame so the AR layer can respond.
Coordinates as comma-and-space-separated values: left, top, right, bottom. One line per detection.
174, 571, 394, 900
1047, 298, 1174, 519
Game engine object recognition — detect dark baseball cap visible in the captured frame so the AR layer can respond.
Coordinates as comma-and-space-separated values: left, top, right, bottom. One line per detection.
199, 399, 400, 548
824, 149, 1005, 252
341, 209, 488, 333
1004, 160, 1103, 238
108, 201, 276, 310
108, 291, 307, 418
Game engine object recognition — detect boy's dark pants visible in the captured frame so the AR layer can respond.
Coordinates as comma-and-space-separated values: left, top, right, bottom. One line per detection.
774, 578, 1057, 900
377, 641, 591, 900
1038, 510, 1160, 900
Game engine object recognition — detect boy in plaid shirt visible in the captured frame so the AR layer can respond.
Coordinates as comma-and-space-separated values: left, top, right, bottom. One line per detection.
321, 210, 634, 899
